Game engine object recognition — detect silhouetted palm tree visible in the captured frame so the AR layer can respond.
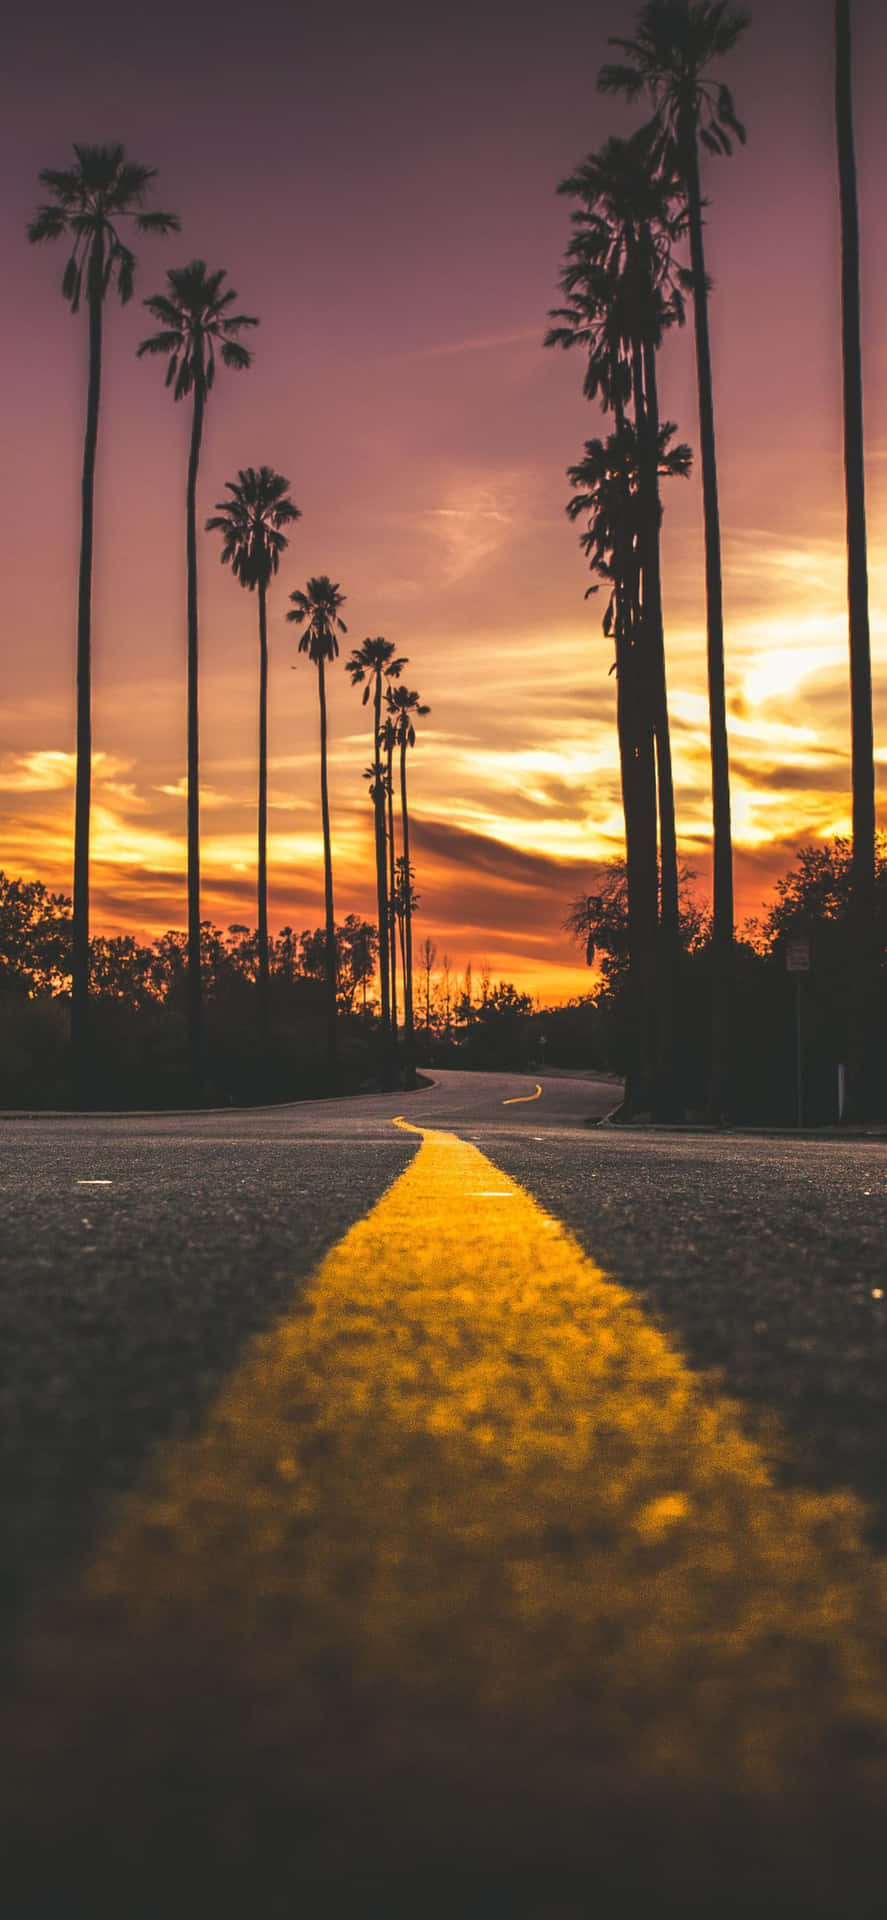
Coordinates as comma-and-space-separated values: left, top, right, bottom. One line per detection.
138, 262, 257, 1090
549, 127, 685, 944
600, 0, 749, 1114
548, 123, 688, 1111
287, 577, 348, 1092
386, 685, 430, 1049
379, 714, 400, 1033
567, 421, 690, 1110
346, 637, 406, 1039
27, 144, 178, 1102
206, 468, 300, 1031
835, 0, 876, 1114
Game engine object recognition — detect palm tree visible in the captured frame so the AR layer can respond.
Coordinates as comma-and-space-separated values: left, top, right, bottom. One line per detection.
287, 577, 348, 1093
567, 422, 691, 1110
206, 468, 301, 1032
549, 127, 685, 943
138, 262, 258, 1091
379, 714, 400, 1034
27, 144, 179, 1102
346, 637, 407, 1039
547, 124, 688, 1112
835, 0, 876, 1114
386, 685, 430, 1051
600, 0, 750, 1114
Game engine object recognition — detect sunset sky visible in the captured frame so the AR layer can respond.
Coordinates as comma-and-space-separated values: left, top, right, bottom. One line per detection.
2, 0, 886, 1001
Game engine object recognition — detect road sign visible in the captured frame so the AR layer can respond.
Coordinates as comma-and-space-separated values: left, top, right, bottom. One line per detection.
786, 940, 810, 973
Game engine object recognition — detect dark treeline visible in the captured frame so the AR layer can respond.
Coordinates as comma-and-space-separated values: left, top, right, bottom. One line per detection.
548, 0, 882, 1122
7, 831, 882, 1121
566, 835, 887, 1124
0, 872, 543, 1105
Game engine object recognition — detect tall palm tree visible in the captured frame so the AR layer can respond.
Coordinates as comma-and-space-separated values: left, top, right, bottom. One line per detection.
27, 144, 179, 1102
206, 468, 301, 1032
386, 685, 430, 1050
567, 421, 691, 1110
547, 124, 688, 1111
835, 0, 876, 1114
549, 127, 685, 943
138, 262, 257, 1092
600, 0, 749, 1114
379, 714, 400, 1034
346, 637, 407, 1039
287, 577, 348, 1093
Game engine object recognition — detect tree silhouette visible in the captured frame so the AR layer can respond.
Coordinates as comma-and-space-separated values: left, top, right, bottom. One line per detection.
835, 0, 876, 1116
139, 262, 258, 1088
548, 122, 688, 1112
379, 714, 400, 1034
27, 143, 179, 1102
386, 685, 430, 1051
346, 637, 406, 1042
206, 467, 300, 1032
600, 0, 749, 1115
421, 936, 438, 1030
567, 422, 691, 1110
287, 577, 348, 1092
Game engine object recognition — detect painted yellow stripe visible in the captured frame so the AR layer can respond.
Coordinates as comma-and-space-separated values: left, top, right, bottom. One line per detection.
8, 1121, 887, 1890
502, 1081, 542, 1105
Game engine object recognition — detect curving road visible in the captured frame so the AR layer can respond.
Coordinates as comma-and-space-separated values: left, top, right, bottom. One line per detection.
3, 1069, 887, 1916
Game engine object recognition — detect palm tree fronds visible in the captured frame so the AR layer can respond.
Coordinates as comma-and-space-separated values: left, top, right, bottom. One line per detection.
135, 209, 182, 234
112, 243, 136, 303
27, 204, 68, 243
220, 339, 252, 371
136, 329, 182, 358
138, 262, 259, 404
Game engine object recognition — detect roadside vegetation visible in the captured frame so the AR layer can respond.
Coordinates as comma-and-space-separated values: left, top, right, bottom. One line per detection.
5, 834, 884, 1120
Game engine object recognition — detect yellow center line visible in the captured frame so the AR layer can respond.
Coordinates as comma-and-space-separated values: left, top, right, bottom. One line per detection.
8, 1119, 887, 1891
502, 1082, 542, 1106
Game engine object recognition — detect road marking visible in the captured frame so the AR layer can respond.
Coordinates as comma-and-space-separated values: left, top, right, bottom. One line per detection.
502, 1082, 542, 1106
9, 1120, 887, 1887
76, 1179, 112, 1186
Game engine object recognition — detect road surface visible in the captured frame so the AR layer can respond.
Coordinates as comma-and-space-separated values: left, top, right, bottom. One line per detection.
3, 1069, 887, 1916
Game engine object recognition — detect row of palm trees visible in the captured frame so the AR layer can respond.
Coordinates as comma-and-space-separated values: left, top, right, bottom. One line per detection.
27, 147, 429, 1100
548, 0, 877, 1118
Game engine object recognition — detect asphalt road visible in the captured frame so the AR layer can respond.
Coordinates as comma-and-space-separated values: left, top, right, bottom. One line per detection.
3, 1070, 887, 1916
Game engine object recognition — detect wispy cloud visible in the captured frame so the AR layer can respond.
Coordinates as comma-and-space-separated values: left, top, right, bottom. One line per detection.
384, 328, 540, 364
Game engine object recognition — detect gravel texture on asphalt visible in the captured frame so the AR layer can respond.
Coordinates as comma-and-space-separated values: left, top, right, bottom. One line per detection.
0, 1108, 418, 1643
477, 1127, 887, 1545
4, 1071, 887, 1920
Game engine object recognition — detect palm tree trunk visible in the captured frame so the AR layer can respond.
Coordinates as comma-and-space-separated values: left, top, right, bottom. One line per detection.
317, 656, 341, 1093
372, 677, 390, 1033
684, 123, 734, 1119
400, 737, 415, 1050
836, 0, 876, 1116
386, 741, 399, 1033
185, 370, 205, 1102
612, 401, 657, 1115
257, 577, 270, 1035
71, 231, 104, 1106
637, 342, 680, 939
640, 337, 682, 1117
397, 863, 408, 1002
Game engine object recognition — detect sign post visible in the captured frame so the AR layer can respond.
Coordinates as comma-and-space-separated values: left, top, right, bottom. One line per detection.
785, 939, 811, 1127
